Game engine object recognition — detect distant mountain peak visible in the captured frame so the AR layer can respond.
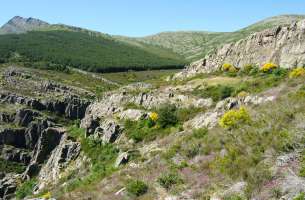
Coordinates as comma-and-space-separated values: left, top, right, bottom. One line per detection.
0, 16, 50, 34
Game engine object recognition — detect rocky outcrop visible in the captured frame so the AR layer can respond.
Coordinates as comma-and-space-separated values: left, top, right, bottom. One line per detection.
89, 119, 122, 143
24, 128, 65, 177
174, 19, 305, 79
37, 134, 80, 190
0, 173, 19, 200
115, 152, 129, 167
185, 95, 276, 130
0, 16, 50, 34
0, 92, 90, 120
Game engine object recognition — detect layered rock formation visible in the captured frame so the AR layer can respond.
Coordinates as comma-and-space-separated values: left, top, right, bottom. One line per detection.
174, 19, 305, 79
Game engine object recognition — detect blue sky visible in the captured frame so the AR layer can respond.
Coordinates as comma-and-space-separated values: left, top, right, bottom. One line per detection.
1, 0, 305, 36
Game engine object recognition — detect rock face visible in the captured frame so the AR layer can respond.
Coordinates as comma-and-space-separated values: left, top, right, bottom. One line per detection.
0, 92, 90, 120
0, 16, 50, 34
37, 134, 80, 190
0, 173, 19, 200
174, 19, 305, 79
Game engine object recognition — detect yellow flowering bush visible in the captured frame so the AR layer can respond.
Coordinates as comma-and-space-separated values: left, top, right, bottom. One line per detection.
149, 112, 159, 122
222, 63, 238, 72
289, 67, 305, 78
260, 62, 278, 72
237, 91, 249, 98
219, 107, 251, 129
41, 192, 51, 199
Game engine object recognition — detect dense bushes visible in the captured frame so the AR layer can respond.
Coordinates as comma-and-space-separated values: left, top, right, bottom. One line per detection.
157, 104, 179, 128
124, 104, 200, 142
0, 31, 185, 72
126, 180, 148, 196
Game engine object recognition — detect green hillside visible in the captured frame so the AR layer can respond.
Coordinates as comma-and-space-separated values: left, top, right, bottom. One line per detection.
0, 30, 186, 72
116, 15, 305, 61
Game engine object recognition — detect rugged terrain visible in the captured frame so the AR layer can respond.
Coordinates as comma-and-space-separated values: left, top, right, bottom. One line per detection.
1, 16, 305, 200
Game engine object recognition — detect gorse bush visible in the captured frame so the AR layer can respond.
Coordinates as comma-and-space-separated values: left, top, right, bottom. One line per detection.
219, 107, 251, 129
289, 67, 305, 78
222, 63, 238, 72
260, 62, 278, 73
126, 179, 148, 197
41, 192, 52, 199
149, 112, 159, 122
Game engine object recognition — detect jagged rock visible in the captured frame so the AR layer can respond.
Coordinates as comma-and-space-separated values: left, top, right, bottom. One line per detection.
37, 134, 80, 191
119, 109, 146, 121
81, 116, 100, 136
25, 119, 51, 149
0, 112, 14, 123
184, 111, 221, 129
90, 119, 122, 143
115, 152, 129, 167
174, 20, 305, 79
0, 128, 26, 148
1, 145, 31, 164
24, 128, 64, 177
14, 109, 39, 127
0, 173, 19, 200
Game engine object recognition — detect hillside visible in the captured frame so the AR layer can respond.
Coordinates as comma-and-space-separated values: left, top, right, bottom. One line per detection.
1, 15, 305, 200
0, 17, 186, 72
116, 15, 305, 61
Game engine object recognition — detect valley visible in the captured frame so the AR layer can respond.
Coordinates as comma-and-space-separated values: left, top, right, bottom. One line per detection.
0, 13, 305, 200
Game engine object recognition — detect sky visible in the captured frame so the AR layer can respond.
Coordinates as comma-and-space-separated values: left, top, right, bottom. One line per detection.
1, 0, 305, 37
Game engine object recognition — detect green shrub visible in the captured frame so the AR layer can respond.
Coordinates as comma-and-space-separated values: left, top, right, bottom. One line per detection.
124, 118, 173, 143
192, 128, 208, 139
126, 179, 148, 197
158, 172, 183, 190
176, 106, 203, 122
16, 179, 37, 199
293, 192, 305, 200
157, 104, 178, 128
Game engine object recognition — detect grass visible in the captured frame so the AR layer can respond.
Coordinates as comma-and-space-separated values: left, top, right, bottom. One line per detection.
157, 172, 184, 190
15, 178, 37, 199
101, 69, 179, 85
0, 158, 26, 174
63, 125, 119, 192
